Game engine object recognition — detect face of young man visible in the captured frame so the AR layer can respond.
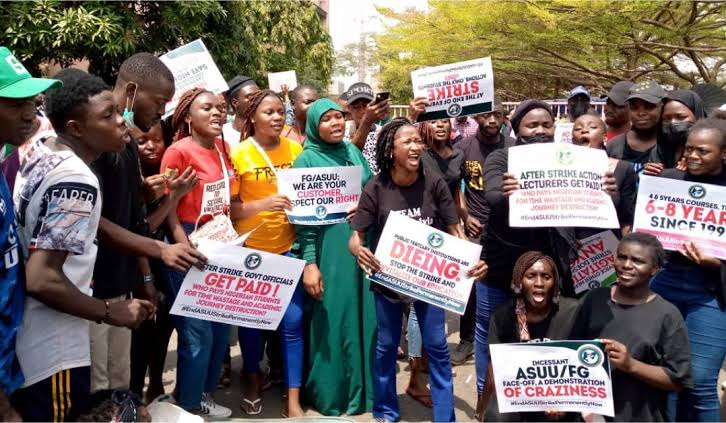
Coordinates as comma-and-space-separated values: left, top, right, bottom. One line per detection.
0, 96, 37, 146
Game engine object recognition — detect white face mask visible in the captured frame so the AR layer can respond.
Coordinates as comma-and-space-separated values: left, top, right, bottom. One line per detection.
123, 82, 139, 130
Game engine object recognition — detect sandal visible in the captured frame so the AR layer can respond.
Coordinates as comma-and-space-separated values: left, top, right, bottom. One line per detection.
281, 394, 289, 418
241, 397, 262, 415
405, 387, 433, 408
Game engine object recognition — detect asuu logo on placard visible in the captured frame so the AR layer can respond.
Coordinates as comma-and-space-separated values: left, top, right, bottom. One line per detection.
688, 184, 706, 199
244, 253, 262, 270
427, 232, 444, 249
555, 145, 574, 166
446, 103, 462, 117
315, 205, 328, 219
577, 344, 604, 368
5, 55, 27, 76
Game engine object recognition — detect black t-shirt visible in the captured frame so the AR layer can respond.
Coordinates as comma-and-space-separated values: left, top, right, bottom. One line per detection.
457, 133, 512, 225
570, 287, 691, 422
606, 134, 655, 175
488, 297, 579, 344
420, 147, 465, 199
91, 141, 147, 299
351, 171, 459, 301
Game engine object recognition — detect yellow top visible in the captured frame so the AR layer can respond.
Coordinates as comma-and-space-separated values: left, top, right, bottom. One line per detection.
230, 136, 303, 253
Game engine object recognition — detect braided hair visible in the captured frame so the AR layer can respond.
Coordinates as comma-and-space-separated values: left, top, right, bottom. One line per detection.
375, 117, 415, 176
510, 251, 559, 342
240, 89, 284, 140
171, 87, 210, 141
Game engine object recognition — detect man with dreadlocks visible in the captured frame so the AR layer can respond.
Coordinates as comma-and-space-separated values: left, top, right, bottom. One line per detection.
90, 53, 206, 394
350, 117, 487, 422
477, 251, 578, 422
160, 87, 236, 418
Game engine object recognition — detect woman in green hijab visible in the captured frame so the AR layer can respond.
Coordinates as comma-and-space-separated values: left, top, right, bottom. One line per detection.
292, 98, 376, 415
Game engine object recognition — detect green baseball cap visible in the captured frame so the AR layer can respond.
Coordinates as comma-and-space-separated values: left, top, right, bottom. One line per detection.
0, 46, 61, 99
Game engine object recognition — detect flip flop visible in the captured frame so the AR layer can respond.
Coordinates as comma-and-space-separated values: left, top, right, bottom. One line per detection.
405, 387, 433, 408
241, 397, 262, 415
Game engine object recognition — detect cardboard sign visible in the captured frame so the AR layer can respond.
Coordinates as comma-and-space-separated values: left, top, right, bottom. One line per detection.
160, 39, 229, 118
508, 143, 619, 228
370, 212, 481, 314
267, 70, 298, 93
170, 239, 304, 330
276, 166, 362, 225
411, 57, 494, 121
491, 341, 614, 417
633, 175, 726, 259
570, 231, 619, 295
555, 122, 574, 144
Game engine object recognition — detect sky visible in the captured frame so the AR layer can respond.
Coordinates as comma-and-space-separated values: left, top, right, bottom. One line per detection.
328, 0, 428, 92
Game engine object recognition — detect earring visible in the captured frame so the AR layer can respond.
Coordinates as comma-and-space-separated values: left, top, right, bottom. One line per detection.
187, 122, 191, 134
251, 120, 256, 124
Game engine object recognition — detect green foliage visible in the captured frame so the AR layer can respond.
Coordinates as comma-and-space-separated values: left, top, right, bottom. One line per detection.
0, 0, 333, 90
376, 0, 726, 102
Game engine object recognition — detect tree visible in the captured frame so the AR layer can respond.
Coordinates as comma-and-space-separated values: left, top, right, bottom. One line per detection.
0, 0, 333, 90
333, 34, 377, 81
375, 0, 726, 102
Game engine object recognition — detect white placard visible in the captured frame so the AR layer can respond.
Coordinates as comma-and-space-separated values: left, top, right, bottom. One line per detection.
411, 57, 494, 122
370, 212, 481, 314
491, 341, 614, 417
277, 166, 362, 225
170, 239, 304, 330
633, 175, 726, 259
160, 39, 229, 118
267, 70, 298, 93
555, 122, 574, 143
508, 143, 619, 228
570, 231, 619, 295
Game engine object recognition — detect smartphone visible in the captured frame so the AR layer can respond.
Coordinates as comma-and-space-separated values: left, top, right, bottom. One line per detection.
374, 91, 390, 104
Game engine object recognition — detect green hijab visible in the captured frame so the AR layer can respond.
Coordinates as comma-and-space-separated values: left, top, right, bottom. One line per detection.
304, 98, 350, 160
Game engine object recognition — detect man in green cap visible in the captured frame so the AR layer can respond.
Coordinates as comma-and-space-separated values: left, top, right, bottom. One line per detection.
0, 45, 61, 422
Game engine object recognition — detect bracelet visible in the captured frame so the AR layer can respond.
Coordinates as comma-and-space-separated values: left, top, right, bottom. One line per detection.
97, 300, 110, 324
143, 274, 155, 284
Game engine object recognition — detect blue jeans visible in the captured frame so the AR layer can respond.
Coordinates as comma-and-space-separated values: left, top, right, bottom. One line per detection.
407, 307, 423, 358
651, 262, 726, 422
238, 252, 304, 388
474, 282, 510, 393
373, 294, 454, 422
168, 223, 229, 410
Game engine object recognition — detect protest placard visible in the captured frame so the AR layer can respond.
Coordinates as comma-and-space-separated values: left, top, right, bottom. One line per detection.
508, 143, 619, 228
370, 212, 481, 314
491, 341, 614, 417
160, 39, 229, 118
267, 70, 298, 93
276, 166, 362, 225
633, 175, 726, 259
411, 57, 494, 121
555, 122, 574, 143
570, 231, 618, 295
170, 239, 304, 330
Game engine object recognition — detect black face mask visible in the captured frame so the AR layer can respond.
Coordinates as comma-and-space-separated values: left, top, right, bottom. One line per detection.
662, 122, 693, 146
517, 134, 554, 145
569, 102, 590, 120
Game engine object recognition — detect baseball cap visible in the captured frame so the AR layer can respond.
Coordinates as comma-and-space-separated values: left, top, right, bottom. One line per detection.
0, 47, 61, 99
225, 75, 256, 99
604, 81, 634, 106
344, 82, 374, 103
627, 80, 666, 104
567, 85, 590, 100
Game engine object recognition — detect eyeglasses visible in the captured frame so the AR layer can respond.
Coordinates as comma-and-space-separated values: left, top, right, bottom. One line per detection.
112, 390, 143, 422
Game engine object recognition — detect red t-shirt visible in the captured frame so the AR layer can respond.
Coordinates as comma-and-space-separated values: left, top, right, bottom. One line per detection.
160, 137, 236, 224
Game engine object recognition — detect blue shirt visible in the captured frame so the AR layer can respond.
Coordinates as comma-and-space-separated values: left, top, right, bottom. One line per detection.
0, 173, 23, 394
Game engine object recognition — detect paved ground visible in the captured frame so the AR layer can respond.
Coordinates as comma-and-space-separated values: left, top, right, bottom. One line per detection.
155, 313, 726, 422
157, 312, 478, 421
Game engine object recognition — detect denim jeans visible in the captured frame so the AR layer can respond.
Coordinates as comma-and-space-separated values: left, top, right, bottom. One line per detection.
474, 282, 510, 393
238, 252, 304, 388
373, 294, 455, 422
407, 307, 422, 358
168, 223, 229, 410
651, 262, 726, 422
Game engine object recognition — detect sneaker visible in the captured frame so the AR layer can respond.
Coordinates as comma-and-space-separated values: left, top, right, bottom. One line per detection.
450, 340, 474, 365
197, 393, 232, 419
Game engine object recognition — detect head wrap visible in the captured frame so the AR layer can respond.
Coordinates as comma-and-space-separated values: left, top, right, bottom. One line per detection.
510, 100, 553, 136
510, 251, 559, 342
665, 89, 707, 119
305, 98, 349, 160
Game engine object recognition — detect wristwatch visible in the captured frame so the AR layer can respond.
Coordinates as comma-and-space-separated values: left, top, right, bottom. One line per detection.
97, 300, 110, 324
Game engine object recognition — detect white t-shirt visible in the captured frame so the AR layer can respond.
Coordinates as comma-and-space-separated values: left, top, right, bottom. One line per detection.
222, 122, 242, 147
14, 144, 102, 387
